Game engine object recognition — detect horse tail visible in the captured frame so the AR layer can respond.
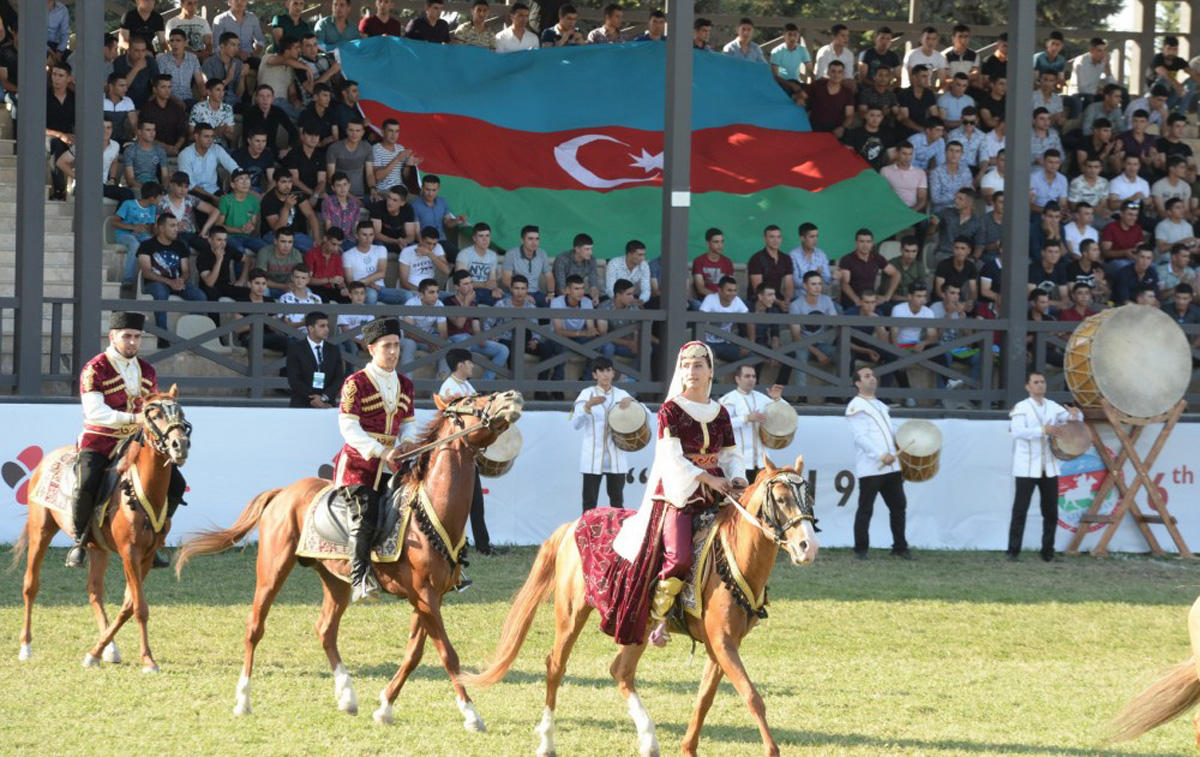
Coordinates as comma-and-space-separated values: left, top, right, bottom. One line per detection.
6, 520, 29, 573
462, 522, 571, 689
174, 487, 283, 578
1110, 656, 1200, 742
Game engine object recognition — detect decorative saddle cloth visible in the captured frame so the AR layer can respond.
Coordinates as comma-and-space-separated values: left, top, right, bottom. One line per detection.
296, 483, 412, 569
30, 446, 127, 543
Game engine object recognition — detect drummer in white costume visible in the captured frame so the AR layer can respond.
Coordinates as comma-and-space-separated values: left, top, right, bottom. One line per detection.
439, 348, 491, 560
845, 366, 911, 560
1007, 371, 1080, 562
571, 357, 644, 511
719, 364, 784, 483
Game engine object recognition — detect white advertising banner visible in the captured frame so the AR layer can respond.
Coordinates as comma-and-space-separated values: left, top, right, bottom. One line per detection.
0, 404, 1197, 553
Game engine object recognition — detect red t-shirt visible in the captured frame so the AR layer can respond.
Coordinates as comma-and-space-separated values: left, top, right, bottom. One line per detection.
691, 253, 733, 294
359, 15, 403, 36
806, 79, 855, 132
1100, 221, 1144, 255
304, 247, 344, 282
1057, 307, 1095, 322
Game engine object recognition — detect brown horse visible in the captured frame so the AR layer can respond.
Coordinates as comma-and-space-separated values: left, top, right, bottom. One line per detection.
1110, 595, 1200, 746
174, 390, 522, 727
463, 456, 818, 757
13, 386, 192, 672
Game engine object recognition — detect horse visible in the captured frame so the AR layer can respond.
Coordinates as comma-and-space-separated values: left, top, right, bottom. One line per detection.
13, 386, 192, 672
463, 455, 818, 757
174, 390, 523, 728
1110, 595, 1200, 746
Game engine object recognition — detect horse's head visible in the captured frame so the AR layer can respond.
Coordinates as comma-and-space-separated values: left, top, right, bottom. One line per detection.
142, 384, 191, 467
433, 389, 524, 450
748, 455, 818, 566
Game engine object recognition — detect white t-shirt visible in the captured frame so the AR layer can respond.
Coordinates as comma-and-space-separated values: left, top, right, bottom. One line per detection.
101, 138, 120, 183
1152, 176, 1192, 208
494, 26, 538, 53
902, 48, 949, 86
813, 44, 856, 80
1155, 218, 1195, 248
337, 312, 373, 332
277, 289, 323, 325
1063, 222, 1098, 258
698, 293, 749, 343
398, 243, 446, 289
341, 245, 388, 289
980, 168, 1004, 211
891, 302, 935, 345
404, 297, 445, 335
1108, 173, 1151, 203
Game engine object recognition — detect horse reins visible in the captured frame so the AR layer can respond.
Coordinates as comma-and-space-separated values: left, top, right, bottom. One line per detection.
394, 394, 500, 461
723, 473, 816, 545
141, 399, 192, 460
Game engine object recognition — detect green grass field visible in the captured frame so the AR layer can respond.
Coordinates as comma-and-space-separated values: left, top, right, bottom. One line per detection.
2, 546, 1199, 756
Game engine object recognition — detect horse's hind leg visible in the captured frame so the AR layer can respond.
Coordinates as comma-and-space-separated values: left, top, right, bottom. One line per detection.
315, 568, 356, 715
611, 642, 657, 757
233, 544, 297, 716
18, 508, 56, 661
538, 561, 591, 757
374, 610, 427, 725
681, 655, 725, 757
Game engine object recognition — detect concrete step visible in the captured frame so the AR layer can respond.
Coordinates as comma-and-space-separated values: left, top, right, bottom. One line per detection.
0, 200, 77, 217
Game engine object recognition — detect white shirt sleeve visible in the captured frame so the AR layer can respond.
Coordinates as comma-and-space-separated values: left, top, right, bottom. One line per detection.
570, 389, 593, 430
81, 391, 135, 426
719, 443, 747, 483
399, 417, 419, 444
656, 435, 705, 509
339, 412, 386, 459
1009, 406, 1045, 441
722, 397, 749, 430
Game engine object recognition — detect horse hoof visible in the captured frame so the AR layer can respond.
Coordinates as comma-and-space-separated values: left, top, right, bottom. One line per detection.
102, 642, 121, 664
233, 701, 252, 717
638, 734, 660, 757
535, 749, 556, 757
82, 653, 99, 669
337, 689, 358, 715
17, 643, 31, 661
142, 663, 160, 674
457, 698, 486, 732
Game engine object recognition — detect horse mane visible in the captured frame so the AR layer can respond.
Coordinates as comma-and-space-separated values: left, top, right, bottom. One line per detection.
397, 413, 453, 487
117, 390, 180, 474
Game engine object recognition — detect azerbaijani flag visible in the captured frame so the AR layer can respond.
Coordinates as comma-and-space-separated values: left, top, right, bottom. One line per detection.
339, 37, 921, 261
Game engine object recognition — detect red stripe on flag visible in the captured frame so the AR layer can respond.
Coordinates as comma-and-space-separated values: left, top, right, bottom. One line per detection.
360, 100, 865, 194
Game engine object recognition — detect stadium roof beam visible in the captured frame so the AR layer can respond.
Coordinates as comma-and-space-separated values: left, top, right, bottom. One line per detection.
658, 0, 693, 379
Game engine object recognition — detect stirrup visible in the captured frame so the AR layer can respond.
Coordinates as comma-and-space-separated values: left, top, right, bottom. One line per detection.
352, 580, 380, 603
65, 544, 87, 569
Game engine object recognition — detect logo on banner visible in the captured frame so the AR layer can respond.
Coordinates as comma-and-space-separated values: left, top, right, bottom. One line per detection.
2, 445, 44, 506
1057, 450, 1118, 533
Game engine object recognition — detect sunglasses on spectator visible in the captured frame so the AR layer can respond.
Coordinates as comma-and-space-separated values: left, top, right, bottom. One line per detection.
962, 119, 978, 125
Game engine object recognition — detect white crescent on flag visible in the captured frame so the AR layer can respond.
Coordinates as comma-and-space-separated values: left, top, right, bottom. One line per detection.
554, 134, 662, 189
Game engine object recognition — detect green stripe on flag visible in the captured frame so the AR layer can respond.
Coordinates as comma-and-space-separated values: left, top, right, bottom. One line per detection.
439, 171, 923, 263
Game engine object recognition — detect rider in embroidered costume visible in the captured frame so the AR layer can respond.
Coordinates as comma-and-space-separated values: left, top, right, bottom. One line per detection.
67, 312, 186, 569
612, 341, 747, 646
334, 317, 419, 602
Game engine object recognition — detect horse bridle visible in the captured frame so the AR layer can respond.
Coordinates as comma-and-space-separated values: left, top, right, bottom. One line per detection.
727, 472, 817, 545
141, 399, 192, 456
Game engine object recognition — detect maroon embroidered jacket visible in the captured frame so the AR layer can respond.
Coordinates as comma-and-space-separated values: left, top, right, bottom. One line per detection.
77, 351, 158, 457
333, 368, 416, 488
652, 399, 737, 511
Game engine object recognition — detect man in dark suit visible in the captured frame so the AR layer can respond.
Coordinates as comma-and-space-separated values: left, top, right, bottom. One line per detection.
286, 311, 345, 408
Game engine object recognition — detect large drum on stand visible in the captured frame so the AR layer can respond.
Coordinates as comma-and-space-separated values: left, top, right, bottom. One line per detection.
895, 420, 942, 482
1064, 305, 1192, 418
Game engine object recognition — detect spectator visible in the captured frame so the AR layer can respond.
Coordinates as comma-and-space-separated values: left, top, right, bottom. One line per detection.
412, 174, 466, 261
255, 228, 305, 296
157, 29, 204, 105
1121, 112, 1158, 174
1154, 116, 1196, 178
1063, 203, 1099, 259
331, 80, 361, 136
444, 271, 509, 379
932, 188, 984, 259
243, 84, 299, 153
46, 0, 69, 58
848, 289, 890, 366
547, 274, 598, 379
903, 26, 948, 88
167, 0, 214, 60
337, 282, 371, 355
360, 0, 404, 37
692, 18, 713, 51
454, 0, 495, 49
929, 280, 981, 388
299, 85, 342, 144
744, 283, 789, 384
1029, 202, 1065, 258
370, 186, 418, 253
980, 118, 1006, 166
908, 117, 946, 170
633, 9, 666, 42
1125, 86, 1171, 129
373, 119, 418, 194
259, 36, 303, 119
888, 235, 928, 311
880, 143, 928, 214
138, 214, 206, 335
399, 279, 445, 365
139, 75, 189, 157
160, 171, 216, 256
1158, 243, 1197, 303
698, 276, 749, 363
943, 24, 978, 80
232, 130, 277, 196
296, 37, 341, 111
1149, 35, 1194, 115
837, 228, 901, 313
196, 226, 249, 301
858, 26, 899, 84
399, 226, 451, 297
494, 3, 538, 53
177, 123, 239, 203
929, 141, 973, 214
934, 237, 979, 305
1033, 30, 1067, 83
1065, 239, 1109, 300
1082, 84, 1127, 137
788, 271, 840, 374
747, 224, 795, 303
58, 120, 129, 203
315, 0, 361, 50
596, 278, 643, 362
1164, 282, 1200, 330
202, 32, 245, 107
1030, 108, 1063, 166
978, 242, 1003, 317
980, 190, 1005, 258
1058, 283, 1097, 323
284, 122, 327, 202
205, 168, 266, 257
1158, 199, 1199, 261
856, 66, 901, 125
263, 173, 321, 250
1031, 71, 1065, 130
1112, 245, 1159, 305
541, 5, 584, 47
113, 35, 158, 109
269, 0, 313, 52
406, 0, 451, 43
938, 74, 974, 130
105, 73, 139, 145
605, 239, 653, 304
789, 222, 831, 286
1069, 157, 1110, 215
486, 274, 541, 368
1069, 38, 1116, 108
897, 64, 941, 135
114, 182, 163, 295
1076, 120, 1123, 178
947, 107, 985, 170
277, 263, 324, 327
1135, 285, 1160, 307
553, 233, 601, 303
814, 23, 855, 81
121, 0, 167, 53
286, 311, 343, 408
691, 227, 733, 302
45, 61, 75, 202
1154, 165, 1195, 231
1100, 200, 1146, 271
502, 225, 552, 305
978, 77, 1007, 131
1107, 156, 1151, 214
122, 119, 169, 192
843, 104, 897, 171
190, 80, 236, 147
888, 282, 938, 400
1030, 149, 1069, 215
771, 23, 810, 89
233, 269, 289, 352
723, 17, 766, 64
806, 60, 855, 136
320, 171, 363, 239
305, 228, 349, 302
588, 4, 627, 45
456, 222, 503, 305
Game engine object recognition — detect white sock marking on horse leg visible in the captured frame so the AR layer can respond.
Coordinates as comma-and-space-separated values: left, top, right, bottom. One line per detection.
457, 696, 487, 732
535, 707, 556, 756
627, 693, 659, 757
233, 672, 252, 716
82, 652, 99, 668
372, 688, 394, 725
17, 642, 31, 661
334, 663, 358, 714
102, 641, 121, 663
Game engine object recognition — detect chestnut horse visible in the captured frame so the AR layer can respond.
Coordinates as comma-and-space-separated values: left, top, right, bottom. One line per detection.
464, 456, 819, 757
174, 390, 522, 728
13, 386, 192, 672
1110, 595, 1200, 746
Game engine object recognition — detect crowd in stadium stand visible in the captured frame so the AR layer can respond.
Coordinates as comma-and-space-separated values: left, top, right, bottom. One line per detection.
12, 1, 1200, 401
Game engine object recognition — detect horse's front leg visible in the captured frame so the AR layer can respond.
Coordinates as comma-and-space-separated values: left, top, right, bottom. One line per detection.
374, 610, 427, 725
709, 637, 776, 757
681, 655, 725, 756
415, 589, 485, 732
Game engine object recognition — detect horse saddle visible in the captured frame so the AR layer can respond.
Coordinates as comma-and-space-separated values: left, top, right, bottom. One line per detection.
31, 444, 132, 540
297, 483, 409, 566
